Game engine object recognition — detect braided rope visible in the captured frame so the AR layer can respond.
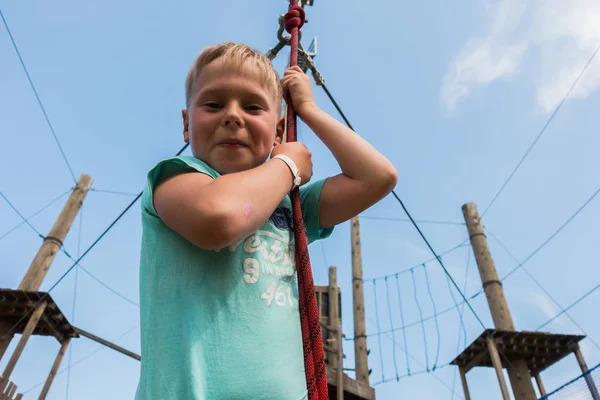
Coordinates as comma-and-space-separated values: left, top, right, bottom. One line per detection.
283, 2, 328, 399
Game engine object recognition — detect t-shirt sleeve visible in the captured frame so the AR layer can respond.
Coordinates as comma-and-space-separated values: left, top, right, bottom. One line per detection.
141, 156, 219, 218
299, 178, 334, 244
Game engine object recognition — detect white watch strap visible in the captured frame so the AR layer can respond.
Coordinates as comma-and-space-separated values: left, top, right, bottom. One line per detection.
273, 154, 301, 190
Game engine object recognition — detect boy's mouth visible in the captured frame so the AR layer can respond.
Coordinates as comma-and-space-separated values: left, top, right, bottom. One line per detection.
218, 138, 247, 148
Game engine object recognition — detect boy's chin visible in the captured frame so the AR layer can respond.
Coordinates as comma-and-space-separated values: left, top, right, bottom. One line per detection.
213, 160, 259, 175
194, 152, 268, 175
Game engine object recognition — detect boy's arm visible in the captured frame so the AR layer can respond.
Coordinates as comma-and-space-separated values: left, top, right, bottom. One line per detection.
302, 105, 398, 229
154, 143, 311, 250
281, 66, 398, 229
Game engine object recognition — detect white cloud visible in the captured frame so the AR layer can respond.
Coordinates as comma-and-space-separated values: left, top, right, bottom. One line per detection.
441, 0, 600, 114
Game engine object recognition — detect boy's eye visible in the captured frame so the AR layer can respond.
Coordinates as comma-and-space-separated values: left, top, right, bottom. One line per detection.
245, 104, 264, 112
204, 102, 222, 109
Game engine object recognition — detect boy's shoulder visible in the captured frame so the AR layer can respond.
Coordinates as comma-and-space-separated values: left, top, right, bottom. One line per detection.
141, 155, 220, 218
146, 155, 220, 181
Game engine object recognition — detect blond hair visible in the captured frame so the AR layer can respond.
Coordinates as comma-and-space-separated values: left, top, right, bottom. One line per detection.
185, 42, 282, 111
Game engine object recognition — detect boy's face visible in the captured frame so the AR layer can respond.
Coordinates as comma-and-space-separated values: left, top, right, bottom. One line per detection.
182, 58, 284, 175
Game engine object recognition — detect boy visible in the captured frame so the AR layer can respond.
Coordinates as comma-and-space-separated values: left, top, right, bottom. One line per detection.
136, 42, 397, 400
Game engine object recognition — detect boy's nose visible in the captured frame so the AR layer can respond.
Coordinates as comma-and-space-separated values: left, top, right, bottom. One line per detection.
222, 104, 243, 127
224, 117, 242, 127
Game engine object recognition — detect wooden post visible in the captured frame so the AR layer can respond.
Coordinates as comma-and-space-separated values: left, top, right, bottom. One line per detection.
486, 336, 511, 400
459, 366, 472, 400
18, 175, 93, 291
4, 381, 16, 399
573, 345, 600, 400
533, 373, 546, 397
463, 203, 536, 400
329, 267, 344, 399
7, 382, 16, 398
0, 302, 47, 392
329, 267, 339, 370
0, 378, 20, 400
351, 216, 369, 384
0, 175, 92, 361
337, 320, 344, 400
74, 327, 141, 361
39, 338, 71, 400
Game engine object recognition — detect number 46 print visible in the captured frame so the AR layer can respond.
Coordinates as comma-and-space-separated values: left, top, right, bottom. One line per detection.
261, 282, 294, 307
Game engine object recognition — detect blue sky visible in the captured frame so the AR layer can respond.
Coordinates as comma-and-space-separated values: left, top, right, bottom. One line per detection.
1, 0, 600, 399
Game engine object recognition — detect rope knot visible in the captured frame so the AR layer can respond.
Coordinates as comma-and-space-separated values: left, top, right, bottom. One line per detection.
284, 5, 305, 32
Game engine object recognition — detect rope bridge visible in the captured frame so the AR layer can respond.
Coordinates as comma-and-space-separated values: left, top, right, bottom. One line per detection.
354, 248, 476, 387
541, 362, 600, 400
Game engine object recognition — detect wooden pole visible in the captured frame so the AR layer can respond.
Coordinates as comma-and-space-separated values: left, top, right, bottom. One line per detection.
0, 378, 18, 400
486, 336, 511, 400
573, 345, 600, 400
329, 267, 339, 370
351, 216, 369, 384
459, 366, 472, 400
0, 175, 92, 361
329, 267, 344, 399
328, 267, 344, 400
6, 382, 16, 398
337, 319, 344, 400
0, 302, 47, 392
533, 373, 546, 397
0, 378, 22, 400
74, 327, 141, 361
39, 338, 71, 400
18, 175, 93, 291
463, 203, 536, 400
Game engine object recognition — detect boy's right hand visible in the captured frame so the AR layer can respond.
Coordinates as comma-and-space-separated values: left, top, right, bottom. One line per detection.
270, 142, 313, 187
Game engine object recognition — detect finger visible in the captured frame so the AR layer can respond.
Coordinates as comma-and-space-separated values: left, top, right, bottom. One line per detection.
280, 77, 297, 91
284, 66, 303, 76
280, 75, 294, 85
282, 75, 302, 86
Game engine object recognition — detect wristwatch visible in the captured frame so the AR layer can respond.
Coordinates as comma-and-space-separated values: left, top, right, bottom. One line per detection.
273, 154, 301, 190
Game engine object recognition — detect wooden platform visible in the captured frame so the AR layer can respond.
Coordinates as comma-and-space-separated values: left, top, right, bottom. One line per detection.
0, 289, 77, 343
451, 329, 585, 374
326, 366, 376, 400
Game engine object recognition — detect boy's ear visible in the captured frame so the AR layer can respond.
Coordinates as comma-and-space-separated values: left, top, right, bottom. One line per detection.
273, 116, 285, 146
182, 109, 190, 143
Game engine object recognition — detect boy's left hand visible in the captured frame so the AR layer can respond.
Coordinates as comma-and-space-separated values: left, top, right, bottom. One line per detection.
281, 66, 317, 116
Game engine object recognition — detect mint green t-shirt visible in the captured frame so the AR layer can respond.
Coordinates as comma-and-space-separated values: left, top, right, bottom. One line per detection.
135, 156, 334, 400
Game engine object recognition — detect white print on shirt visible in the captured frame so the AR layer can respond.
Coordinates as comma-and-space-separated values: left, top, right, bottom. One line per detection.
260, 282, 295, 307
233, 230, 297, 308
242, 231, 295, 267
243, 258, 259, 284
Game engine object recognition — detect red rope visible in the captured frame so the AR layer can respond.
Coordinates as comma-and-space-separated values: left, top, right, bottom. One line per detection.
283, 2, 328, 400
